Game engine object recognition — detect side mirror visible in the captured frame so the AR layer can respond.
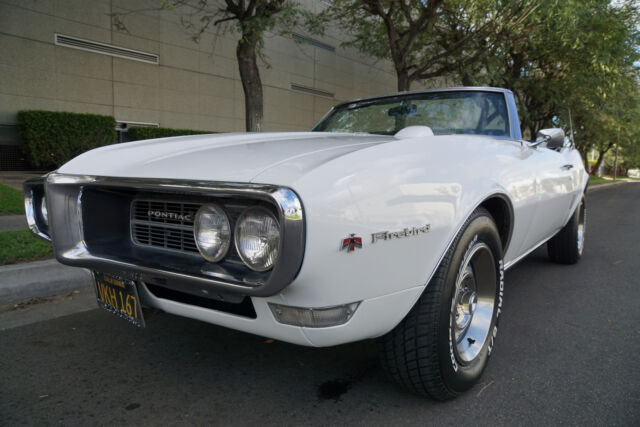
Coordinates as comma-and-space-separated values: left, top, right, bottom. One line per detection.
532, 128, 565, 150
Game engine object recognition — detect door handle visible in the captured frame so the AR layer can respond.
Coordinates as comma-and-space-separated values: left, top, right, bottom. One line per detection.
561, 164, 574, 170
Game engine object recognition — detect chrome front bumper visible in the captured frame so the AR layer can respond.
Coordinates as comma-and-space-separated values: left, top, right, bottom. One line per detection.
24, 173, 306, 298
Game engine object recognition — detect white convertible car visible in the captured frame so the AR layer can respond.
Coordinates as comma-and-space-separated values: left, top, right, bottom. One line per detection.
25, 87, 588, 400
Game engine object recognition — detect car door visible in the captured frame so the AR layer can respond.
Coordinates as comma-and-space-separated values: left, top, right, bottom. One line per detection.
526, 144, 577, 246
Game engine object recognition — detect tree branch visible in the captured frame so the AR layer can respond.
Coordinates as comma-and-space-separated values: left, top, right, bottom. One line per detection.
214, 15, 237, 25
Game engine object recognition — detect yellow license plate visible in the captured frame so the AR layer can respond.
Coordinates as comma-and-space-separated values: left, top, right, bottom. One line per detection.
93, 271, 145, 327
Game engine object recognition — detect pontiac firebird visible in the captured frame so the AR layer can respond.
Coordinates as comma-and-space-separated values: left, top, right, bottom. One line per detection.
24, 87, 588, 400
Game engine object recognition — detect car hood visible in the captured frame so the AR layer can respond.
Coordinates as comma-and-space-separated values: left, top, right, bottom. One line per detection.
57, 132, 396, 183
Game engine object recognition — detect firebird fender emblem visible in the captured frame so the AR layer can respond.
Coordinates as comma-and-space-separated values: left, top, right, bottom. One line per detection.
341, 234, 363, 252
372, 224, 431, 243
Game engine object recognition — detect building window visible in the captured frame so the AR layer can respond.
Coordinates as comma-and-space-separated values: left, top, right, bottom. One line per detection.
291, 84, 334, 98
55, 34, 159, 64
291, 33, 335, 53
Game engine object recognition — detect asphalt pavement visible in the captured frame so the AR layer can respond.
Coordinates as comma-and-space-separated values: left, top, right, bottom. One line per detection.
1, 183, 638, 426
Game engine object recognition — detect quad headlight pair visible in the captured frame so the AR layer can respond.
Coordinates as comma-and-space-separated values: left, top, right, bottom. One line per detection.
193, 204, 280, 272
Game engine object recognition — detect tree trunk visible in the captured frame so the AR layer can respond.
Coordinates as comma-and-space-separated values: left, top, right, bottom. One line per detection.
581, 149, 590, 173
522, 122, 537, 141
592, 147, 610, 177
461, 73, 474, 86
236, 35, 263, 132
396, 68, 411, 92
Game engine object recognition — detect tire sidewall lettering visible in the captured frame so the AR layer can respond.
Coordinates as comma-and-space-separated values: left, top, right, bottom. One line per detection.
447, 227, 503, 375
488, 259, 504, 355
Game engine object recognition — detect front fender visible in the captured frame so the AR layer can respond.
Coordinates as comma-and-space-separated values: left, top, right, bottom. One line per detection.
259, 137, 520, 341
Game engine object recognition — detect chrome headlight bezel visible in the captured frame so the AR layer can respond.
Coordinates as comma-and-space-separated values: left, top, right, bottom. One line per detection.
23, 178, 52, 242
234, 206, 281, 272
193, 203, 231, 262
40, 195, 49, 226
42, 174, 305, 298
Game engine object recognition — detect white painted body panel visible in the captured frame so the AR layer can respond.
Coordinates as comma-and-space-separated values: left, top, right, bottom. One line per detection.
57, 130, 588, 346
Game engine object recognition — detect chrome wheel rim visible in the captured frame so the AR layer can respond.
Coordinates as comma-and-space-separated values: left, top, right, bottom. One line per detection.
452, 242, 497, 363
577, 201, 586, 256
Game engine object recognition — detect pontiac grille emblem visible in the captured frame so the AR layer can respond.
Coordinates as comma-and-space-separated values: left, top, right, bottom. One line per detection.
147, 210, 193, 222
341, 234, 362, 252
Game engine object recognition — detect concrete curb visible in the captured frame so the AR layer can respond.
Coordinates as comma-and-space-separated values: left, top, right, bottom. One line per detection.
0, 259, 93, 304
588, 180, 630, 192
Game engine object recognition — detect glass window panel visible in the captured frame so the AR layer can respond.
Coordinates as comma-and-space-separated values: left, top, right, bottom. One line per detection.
314, 91, 510, 137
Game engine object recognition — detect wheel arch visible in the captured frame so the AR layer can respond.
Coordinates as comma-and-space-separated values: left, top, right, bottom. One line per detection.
409, 191, 514, 304
479, 194, 514, 255
414, 191, 514, 297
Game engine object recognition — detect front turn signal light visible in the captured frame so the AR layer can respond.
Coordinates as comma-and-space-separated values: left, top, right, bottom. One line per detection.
268, 302, 360, 328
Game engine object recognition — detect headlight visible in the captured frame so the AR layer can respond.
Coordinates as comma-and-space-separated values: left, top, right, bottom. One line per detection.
235, 206, 280, 271
193, 203, 231, 262
41, 196, 48, 226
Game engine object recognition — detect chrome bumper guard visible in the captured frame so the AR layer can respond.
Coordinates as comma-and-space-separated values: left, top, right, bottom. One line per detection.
27, 173, 305, 298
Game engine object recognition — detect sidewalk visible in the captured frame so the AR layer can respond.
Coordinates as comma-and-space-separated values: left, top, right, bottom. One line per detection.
0, 215, 27, 231
0, 171, 46, 190
589, 179, 632, 192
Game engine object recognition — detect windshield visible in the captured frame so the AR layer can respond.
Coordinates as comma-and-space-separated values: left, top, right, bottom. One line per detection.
313, 91, 510, 137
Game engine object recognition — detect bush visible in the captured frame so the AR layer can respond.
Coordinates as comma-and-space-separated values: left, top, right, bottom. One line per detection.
18, 110, 116, 169
127, 126, 212, 141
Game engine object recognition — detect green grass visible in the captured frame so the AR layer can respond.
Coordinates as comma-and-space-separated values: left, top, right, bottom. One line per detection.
0, 230, 53, 265
589, 175, 612, 186
0, 184, 25, 215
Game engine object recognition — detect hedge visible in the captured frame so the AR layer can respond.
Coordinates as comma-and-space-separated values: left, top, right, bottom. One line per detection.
18, 110, 116, 169
127, 126, 212, 141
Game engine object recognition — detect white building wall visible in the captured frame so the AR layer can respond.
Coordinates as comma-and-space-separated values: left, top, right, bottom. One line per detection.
0, 0, 424, 133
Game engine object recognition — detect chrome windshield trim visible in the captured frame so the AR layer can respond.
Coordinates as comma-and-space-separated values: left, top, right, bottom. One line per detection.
312, 88, 521, 140
44, 173, 305, 297
326, 87, 514, 110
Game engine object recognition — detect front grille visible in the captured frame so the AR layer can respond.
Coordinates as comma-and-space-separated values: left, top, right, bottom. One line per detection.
130, 198, 248, 262
54, 180, 302, 295
131, 200, 200, 254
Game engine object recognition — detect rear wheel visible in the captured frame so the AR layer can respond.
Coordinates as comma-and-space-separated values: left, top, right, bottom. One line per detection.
547, 196, 585, 264
377, 208, 504, 400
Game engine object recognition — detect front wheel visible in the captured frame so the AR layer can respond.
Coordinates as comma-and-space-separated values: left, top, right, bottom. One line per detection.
547, 196, 586, 264
377, 208, 504, 400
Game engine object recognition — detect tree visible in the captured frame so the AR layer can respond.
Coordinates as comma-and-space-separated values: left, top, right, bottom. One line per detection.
316, 0, 538, 91
459, 0, 639, 167
572, 89, 638, 174
562, 0, 640, 170
621, 135, 640, 171
113, 1, 308, 132
459, 0, 586, 137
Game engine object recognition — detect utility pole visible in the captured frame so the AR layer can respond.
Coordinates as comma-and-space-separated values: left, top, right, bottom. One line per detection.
568, 108, 575, 147
614, 129, 619, 180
